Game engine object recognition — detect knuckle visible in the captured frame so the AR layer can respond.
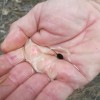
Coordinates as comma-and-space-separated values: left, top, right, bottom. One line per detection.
8, 71, 19, 86
10, 21, 18, 30
23, 82, 37, 95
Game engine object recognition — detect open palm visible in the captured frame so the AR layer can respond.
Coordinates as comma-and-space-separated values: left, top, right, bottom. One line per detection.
0, 0, 100, 100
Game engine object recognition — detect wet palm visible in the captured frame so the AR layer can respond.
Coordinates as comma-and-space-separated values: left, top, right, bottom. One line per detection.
0, 0, 100, 100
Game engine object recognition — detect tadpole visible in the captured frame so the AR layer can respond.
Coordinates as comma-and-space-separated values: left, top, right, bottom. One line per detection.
57, 53, 64, 60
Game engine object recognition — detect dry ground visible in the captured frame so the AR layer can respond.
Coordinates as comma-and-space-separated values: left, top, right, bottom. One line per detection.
0, 0, 100, 100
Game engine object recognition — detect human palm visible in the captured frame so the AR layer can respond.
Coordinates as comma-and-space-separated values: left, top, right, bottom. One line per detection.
0, 0, 100, 100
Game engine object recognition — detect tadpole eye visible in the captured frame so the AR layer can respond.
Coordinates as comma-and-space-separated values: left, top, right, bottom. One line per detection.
57, 53, 64, 60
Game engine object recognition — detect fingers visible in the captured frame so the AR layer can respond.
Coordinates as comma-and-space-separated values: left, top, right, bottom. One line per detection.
6, 74, 50, 100
0, 62, 34, 100
1, 2, 44, 53
0, 55, 12, 76
35, 80, 73, 100
0, 27, 28, 53
0, 48, 25, 76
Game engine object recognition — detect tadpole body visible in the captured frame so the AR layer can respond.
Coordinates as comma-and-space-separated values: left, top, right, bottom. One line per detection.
57, 53, 64, 60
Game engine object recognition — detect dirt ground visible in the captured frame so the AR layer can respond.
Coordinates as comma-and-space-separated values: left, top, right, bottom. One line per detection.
0, 0, 100, 100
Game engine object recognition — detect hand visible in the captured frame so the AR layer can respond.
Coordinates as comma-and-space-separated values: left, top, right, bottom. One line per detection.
0, 0, 100, 100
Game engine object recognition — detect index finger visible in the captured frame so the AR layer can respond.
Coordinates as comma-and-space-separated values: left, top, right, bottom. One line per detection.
1, 3, 43, 53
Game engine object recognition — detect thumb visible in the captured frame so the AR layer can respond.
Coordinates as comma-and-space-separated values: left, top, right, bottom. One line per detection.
1, 2, 44, 53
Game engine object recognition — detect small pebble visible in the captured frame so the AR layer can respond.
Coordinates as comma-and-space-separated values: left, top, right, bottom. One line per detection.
15, 0, 22, 3
2, 8, 10, 16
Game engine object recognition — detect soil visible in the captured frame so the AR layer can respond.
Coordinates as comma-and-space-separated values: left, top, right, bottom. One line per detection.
0, 0, 100, 100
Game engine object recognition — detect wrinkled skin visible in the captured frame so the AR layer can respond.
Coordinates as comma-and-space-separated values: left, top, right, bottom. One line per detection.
0, 0, 100, 100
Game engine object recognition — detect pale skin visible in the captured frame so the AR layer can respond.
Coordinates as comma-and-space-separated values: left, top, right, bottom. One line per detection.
0, 0, 100, 100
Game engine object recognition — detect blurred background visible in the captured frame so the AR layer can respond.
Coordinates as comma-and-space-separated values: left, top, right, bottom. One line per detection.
0, 0, 100, 100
